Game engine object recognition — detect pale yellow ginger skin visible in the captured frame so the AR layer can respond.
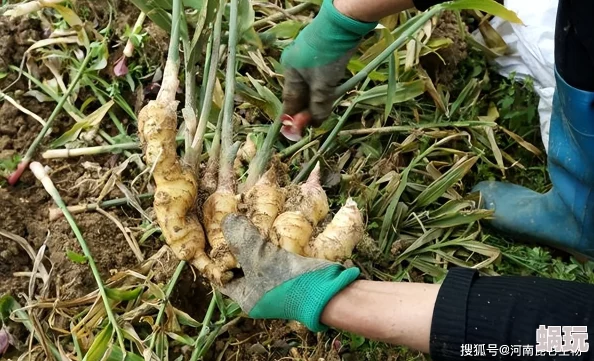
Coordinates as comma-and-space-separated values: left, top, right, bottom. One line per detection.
307, 198, 364, 262
295, 163, 329, 225
203, 189, 239, 270
270, 211, 313, 256
138, 99, 231, 284
245, 167, 285, 237
234, 135, 257, 176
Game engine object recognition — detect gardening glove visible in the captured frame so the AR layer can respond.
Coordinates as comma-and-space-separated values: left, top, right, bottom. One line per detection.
280, 0, 377, 126
219, 214, 360, 332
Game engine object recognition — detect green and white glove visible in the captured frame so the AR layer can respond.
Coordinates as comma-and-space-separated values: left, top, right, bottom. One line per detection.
220, 214, 360, 332
280, 0, 377, 124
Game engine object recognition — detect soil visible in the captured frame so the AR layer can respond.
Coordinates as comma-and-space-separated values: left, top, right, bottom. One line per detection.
419, 10, 468, 87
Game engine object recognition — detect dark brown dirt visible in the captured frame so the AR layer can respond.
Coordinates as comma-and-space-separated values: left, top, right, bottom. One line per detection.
419, 10, 468, 87
46, 212, 138, 299
0, 16, 45, 90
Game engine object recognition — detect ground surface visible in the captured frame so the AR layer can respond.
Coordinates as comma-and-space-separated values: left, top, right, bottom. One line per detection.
1, 1, 592, 361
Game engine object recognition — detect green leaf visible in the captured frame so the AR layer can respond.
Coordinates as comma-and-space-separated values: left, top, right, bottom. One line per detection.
48, 4, 84, 28
442, 0, 523, 24
0, 294, 17, 322
413, 156, 478, 208
263, 20, 303, 39
66, 250, 88, 264
174, 308, 202, 327
384, 46, 396, 121
358, 80, 425, 106
51, 100, 114, 147
105, 287, 143, 301
88, 41, 108, 71
183, 0, 204, 9
83, 325, 113, 361
166, 332, 195, 346
246, 73, 282, 119
238, 0, 255, 36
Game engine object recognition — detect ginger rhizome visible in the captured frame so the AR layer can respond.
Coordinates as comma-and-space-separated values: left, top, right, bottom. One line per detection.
138, 62, 232, 284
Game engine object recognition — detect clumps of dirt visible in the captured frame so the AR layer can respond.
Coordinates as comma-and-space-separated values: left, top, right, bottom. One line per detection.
0, 185, 51, 296
0, 99, 51, 159
46, 212, 138, 300
0, 16, 45, 89
420, 10, 468, 87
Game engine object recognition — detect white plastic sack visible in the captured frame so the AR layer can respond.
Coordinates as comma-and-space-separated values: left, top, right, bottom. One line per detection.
472, 0, 557, 153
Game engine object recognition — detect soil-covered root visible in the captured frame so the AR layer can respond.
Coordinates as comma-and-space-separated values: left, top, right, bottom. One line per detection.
307, 198, 364, 262
244, 166, 285, 237
138, 100, 231, 284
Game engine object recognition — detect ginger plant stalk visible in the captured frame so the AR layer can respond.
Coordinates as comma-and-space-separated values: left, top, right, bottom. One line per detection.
202, 0, 241, 274
187, 0, 226, 168
138, 0, 229, 283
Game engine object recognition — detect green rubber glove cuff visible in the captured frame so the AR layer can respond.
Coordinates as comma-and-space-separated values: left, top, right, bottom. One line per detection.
248, 265, 360, 332
281, 0, 377, 68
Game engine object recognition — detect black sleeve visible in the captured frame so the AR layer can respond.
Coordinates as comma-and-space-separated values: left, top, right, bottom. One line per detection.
412, 0, 448, 11
555, 0, 594, 91
430, 267, 594, 361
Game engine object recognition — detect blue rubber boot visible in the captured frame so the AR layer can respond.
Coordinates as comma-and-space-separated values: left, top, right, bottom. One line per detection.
473, 70, 594, 258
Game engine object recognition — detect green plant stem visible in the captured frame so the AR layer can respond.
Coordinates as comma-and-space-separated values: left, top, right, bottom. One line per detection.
242, 117, 282, 192
89, 83, 127, 136
188, 0, 226, 167
279, 134, 315, 158
338, 121, 498, 136
157, 0, 182, 105
48, 193, 153, 221
42, 143, 140, 159
8, 51, 93, 185
29, 162, 126, 352
219, 0, 238, 190
147, 261, 186, 354
190, 293, 218, 361
168, 0, 182, 64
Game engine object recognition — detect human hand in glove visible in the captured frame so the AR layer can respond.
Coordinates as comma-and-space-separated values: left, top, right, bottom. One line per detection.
279, 0, 444, 141
218, 214, 360, 332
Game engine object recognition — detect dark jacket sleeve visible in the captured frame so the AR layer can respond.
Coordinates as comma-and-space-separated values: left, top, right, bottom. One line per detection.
412, 0, 448, 11
430, 267, 594, 361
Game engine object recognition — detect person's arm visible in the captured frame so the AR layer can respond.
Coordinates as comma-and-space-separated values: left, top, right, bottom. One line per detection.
334, 0, 415, 22
323, 267, 594, 361
321, 280, 439, 353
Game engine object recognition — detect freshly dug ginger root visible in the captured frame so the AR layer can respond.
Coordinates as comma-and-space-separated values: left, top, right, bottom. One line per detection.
203, 188, 238, 270
307, 198, 364, 262
295, 163, 329, 225
270, 211, 313, 256
203, 143, 241, 273
234, 134, 257, 175
244, 167, 285, 237
138, 96, 231, 284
